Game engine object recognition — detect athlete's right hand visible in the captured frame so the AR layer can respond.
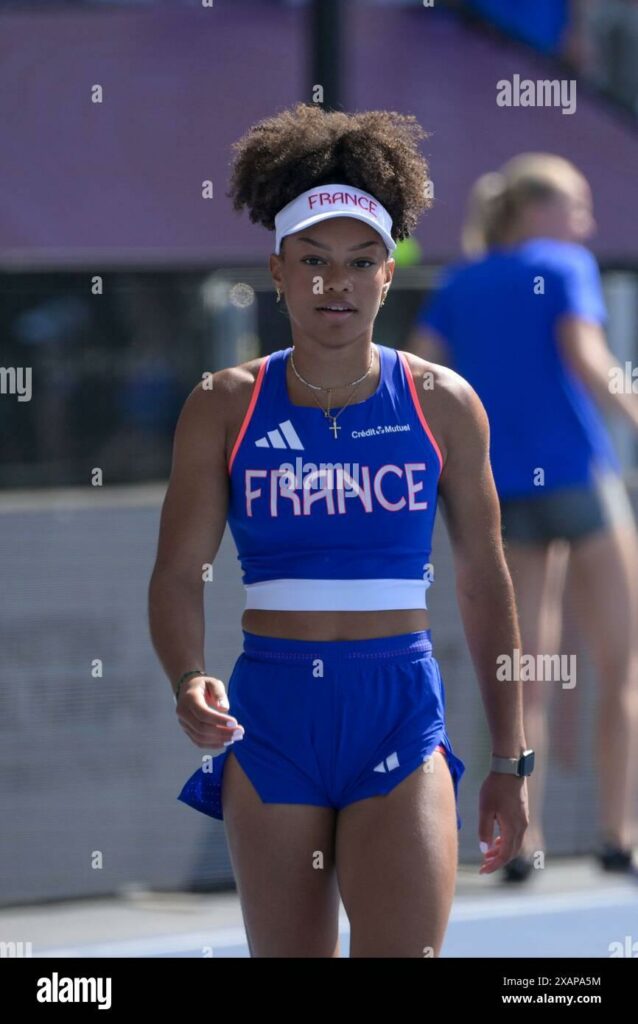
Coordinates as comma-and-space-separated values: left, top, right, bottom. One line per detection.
175, 674, 245, 755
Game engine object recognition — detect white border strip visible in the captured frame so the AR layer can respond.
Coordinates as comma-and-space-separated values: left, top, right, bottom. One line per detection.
244, 577, 429, 611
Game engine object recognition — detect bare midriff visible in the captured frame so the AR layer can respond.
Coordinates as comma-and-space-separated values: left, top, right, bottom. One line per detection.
241, 607, 430, 641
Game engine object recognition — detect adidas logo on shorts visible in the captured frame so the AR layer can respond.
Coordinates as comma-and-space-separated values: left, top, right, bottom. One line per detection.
373, 752, 400, 773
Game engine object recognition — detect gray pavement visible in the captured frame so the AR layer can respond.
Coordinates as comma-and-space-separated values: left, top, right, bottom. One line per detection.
2, 856, 637, 957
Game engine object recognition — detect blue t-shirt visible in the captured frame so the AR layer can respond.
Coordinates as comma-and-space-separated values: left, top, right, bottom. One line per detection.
466, 0, 568, 55
416, 238, 620, 499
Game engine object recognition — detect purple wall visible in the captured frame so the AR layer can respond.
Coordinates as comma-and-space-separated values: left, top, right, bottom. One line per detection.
1, 4, 636, 269
349, 8, 638, 262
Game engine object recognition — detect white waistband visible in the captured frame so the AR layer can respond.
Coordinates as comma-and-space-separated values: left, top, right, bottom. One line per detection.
243, 578, 429, 612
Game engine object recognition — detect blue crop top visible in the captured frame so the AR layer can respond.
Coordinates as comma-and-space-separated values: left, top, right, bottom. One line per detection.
225, 344, 443, 611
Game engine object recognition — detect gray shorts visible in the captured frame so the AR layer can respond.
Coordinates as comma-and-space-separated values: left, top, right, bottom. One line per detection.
499, 473, 636, 545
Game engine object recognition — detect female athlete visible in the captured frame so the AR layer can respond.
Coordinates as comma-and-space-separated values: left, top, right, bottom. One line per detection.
149, 103, 530, 956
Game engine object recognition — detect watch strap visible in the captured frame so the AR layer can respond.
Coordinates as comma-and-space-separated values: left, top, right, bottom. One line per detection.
491, 749, 534, 776
490, 755, 522, 775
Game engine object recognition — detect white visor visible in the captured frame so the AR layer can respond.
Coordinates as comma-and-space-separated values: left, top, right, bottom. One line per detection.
274, 183, 396, 255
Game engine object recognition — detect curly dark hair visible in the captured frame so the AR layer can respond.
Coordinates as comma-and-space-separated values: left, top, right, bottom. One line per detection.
226, 102, 432, 250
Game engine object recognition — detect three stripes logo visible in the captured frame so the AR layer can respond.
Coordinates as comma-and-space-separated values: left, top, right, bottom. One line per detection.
373, 751, 400, 774
255, 419, 305, 450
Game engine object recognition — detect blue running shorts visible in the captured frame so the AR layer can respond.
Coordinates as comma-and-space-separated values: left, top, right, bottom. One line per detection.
177, 629, 466, 830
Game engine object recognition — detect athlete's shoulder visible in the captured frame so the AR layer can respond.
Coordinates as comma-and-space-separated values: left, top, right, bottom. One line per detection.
397, 350, 490, 461
208, 352, 272, 401
176, 352, 272, 443
398, 349, 480, 407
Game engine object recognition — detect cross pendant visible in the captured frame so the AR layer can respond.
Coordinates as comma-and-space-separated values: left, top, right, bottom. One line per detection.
329, 418, 341, 438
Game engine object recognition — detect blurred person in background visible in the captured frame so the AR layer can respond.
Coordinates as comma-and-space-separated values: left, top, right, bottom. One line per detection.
461, 0, 638, 112
461, 0, 588, 65
408, 153, 638, 881
584, 0, 638, 115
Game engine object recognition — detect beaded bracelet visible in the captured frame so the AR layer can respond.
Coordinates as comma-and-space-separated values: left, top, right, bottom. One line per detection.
174, 668, 205, 705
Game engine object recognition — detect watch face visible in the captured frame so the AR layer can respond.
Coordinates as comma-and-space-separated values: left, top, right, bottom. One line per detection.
521, 751, 535, 775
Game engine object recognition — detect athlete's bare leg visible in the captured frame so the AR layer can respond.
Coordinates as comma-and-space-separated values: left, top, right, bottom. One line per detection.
503, 540, 569, 858
566, 524, 638, 848
221, 750, 341, 957
334, 751, 457, 957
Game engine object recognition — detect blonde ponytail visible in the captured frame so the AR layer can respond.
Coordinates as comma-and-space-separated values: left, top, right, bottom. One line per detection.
461, 171, 509, 257
461, 153, 588, 257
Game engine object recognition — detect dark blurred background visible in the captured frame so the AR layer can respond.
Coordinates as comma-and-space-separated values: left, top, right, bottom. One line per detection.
2, 0, 637, 489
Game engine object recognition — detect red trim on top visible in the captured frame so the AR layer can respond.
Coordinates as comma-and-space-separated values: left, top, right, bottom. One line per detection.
227, 355, 270, 474
397, 350, 443, 473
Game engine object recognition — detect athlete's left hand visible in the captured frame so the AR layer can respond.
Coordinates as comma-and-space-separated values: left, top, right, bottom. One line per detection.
477, 773, 529, 874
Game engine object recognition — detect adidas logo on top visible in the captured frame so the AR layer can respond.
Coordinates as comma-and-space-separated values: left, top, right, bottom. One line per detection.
255, 419, 305, 450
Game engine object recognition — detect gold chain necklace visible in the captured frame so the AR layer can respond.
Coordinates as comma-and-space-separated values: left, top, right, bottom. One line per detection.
289, 346, 376, 438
